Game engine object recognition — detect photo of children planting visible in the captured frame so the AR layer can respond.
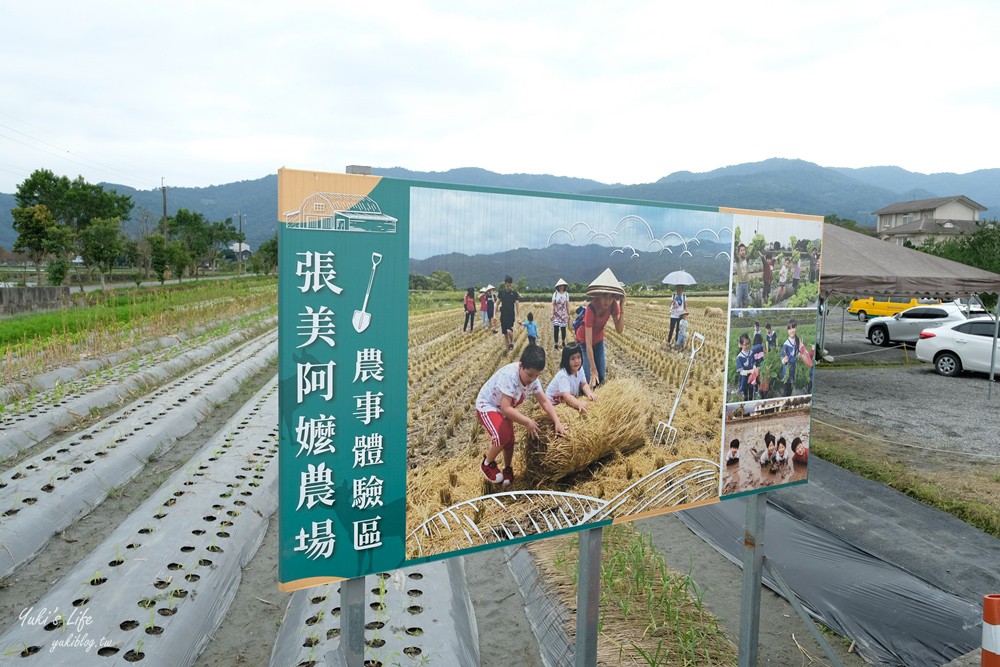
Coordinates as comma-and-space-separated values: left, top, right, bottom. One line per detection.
721, 395, 811, 496
726, 309, 816, 403
730, 216, 823, 310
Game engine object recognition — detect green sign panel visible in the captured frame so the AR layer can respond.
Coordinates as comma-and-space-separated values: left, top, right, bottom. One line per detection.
277, 168, 824, 590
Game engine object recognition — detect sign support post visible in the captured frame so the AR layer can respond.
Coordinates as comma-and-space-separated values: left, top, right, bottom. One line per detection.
575, 526, 603, 667
340, 576, 366, 665
737, 494, 845, 667
737, 493, 766, 667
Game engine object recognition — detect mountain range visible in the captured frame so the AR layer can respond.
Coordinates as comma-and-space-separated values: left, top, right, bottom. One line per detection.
2, 158, 997, 252
410, 240, 733, 291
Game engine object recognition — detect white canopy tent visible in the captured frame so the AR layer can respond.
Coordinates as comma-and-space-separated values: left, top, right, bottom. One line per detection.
817, 223, 1000, 391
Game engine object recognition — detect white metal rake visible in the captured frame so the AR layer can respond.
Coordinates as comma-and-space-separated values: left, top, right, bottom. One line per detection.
653, 331, 706, 448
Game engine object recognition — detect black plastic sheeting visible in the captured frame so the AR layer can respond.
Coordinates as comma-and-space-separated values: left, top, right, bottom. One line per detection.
677, 499, 982, 666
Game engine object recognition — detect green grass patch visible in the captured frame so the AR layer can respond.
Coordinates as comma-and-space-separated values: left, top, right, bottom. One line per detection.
542, 523, 736, 665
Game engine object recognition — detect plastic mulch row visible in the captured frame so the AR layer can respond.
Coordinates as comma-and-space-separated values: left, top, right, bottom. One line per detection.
0, 379, 279, 665
0, 333, 277, 578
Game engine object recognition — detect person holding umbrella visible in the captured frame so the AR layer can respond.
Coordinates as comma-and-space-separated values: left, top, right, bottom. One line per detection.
662, 270, 696, 348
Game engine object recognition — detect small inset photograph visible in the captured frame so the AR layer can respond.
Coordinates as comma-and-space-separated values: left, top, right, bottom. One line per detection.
726, 309, 816, 402
721, 395, 810, 497
731, 216, 822, 310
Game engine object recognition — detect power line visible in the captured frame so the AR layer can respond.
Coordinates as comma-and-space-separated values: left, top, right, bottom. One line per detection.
0, 116, 160, 190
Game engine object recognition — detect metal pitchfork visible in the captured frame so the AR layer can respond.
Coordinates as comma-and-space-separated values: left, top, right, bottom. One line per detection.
654, 331, 706, 448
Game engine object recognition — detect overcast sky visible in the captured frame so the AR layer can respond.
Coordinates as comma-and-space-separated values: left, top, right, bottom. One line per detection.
2, 1, 998, 196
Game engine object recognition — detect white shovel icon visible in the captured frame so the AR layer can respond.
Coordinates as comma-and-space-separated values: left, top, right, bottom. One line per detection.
352, 252, 382, 333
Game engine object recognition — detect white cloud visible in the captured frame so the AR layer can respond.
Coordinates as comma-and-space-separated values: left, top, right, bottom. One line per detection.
1, 0, 999, 194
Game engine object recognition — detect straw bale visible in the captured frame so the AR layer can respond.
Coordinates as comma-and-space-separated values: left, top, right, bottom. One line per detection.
520, 378, 655, 482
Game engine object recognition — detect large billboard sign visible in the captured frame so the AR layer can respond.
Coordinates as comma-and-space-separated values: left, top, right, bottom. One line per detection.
277, 168, 823, 590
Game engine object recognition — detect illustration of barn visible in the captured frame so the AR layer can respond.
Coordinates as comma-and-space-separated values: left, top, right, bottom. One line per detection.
283, 193, 397, 233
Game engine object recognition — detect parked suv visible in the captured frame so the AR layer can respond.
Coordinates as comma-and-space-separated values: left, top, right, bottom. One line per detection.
848, 296, 940, 322
865, 302, 971, 346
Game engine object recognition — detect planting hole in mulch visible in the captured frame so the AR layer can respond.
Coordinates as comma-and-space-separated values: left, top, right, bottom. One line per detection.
405, 627, 423, 636
364, 638, 386, 648
167, 562, 182, 570
44, 619, 63, 631
365, 621, 384, 630
137, 599, 156, 609
73, 598, 89, 607
109, 558, 124, 567
98, 647, 120, 657
123, 648, 144, 661
144, 625, 163, 635
120, 620, 140, 630
406, 606, 423, 614
157, 607, 176, 617
403, 647, 422, 657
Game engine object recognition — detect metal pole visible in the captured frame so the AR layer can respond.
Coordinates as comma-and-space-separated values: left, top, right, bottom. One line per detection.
340, 576, 366, 666
738, 494, 766, 667
575, 526, 603, 667
841, 301, 846, 344
989, 299, 1000, 399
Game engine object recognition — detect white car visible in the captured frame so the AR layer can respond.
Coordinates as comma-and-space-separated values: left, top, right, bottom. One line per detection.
915, 318, 1000, 377
865, 302, 972, 346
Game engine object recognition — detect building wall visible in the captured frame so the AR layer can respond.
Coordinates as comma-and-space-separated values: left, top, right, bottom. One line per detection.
935, 201, 978, 221
0, 286, 71, 315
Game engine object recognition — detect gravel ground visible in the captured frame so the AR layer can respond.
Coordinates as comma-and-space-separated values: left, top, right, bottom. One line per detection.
814, 310, 1000, 459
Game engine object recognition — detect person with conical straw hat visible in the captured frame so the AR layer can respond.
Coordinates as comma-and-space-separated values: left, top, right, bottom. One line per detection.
551, 278, 571, 350
574, 268, 625, 387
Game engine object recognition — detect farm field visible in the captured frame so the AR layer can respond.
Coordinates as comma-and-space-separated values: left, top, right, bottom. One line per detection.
0, 286, 737, 666
405, 296, 731, 559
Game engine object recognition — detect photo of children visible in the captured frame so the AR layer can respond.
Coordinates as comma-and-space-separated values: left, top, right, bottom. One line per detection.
400, 186, 739, 559
278, 169, 827, 579
726, 309, 816, 402
721, 396, 811, 496
730, 215, 823, 310
476, 345, 566, 488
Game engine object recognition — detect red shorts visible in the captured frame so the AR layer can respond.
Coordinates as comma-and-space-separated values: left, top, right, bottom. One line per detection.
477, 410, 514, 449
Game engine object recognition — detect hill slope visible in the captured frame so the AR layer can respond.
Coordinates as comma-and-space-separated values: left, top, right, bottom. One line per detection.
2, 159, 997, 252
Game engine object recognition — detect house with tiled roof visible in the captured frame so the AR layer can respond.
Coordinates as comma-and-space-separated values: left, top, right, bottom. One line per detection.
873, 195, 986, 246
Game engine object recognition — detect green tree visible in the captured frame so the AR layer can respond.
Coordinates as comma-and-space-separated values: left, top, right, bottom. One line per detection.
252, 235, 279, 275
46, 258, 69, 286
148, 234, 169, 284
823, 214, 870, 235
208, 219, 239, 270
79, 217, 125, 289
11, 204, 57, 283
14, 169, 133, 286
167, 240, 191, 282
409, 274, 432, 290
429, 269, 455, 290
921, 221, 1000, 308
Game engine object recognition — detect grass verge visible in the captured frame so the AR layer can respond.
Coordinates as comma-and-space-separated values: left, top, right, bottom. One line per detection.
811, 421, 1000, 539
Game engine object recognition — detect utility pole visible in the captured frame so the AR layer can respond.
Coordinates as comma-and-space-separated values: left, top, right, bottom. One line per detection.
235, 211, 245, 275
161, 177, 168, 236
239, 212, 244, 275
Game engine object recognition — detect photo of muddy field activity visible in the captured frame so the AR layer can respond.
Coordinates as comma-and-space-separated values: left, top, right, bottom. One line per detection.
722, 396, 811, 496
